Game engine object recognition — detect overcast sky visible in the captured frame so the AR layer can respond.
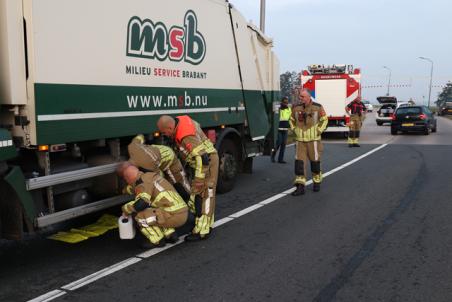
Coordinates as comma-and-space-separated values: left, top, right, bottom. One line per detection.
229, 0, 452, 105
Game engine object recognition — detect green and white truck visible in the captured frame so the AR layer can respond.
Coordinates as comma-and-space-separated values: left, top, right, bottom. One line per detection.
0, 0, 280, 239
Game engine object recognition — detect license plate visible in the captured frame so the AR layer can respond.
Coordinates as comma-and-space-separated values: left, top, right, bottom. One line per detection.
402, 123, 414, 127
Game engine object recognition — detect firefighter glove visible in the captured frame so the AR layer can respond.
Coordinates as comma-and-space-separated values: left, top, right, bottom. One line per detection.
191, 177, 206, 195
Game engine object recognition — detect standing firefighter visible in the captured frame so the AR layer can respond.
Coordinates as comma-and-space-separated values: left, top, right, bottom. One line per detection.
290, 89, 328, 196
121, 165, 188, 249
157, 115, 219, 241
271, 96, 292, 163
345, 96, 366, 147
126, 135, 191, 199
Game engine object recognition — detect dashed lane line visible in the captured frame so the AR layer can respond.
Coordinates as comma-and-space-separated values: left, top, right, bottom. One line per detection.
27, 143, 388, 302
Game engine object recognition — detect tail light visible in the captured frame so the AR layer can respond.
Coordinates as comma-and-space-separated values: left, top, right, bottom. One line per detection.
419, 113, 427, 120
391, 114, 396, 121
345, 116, 350, 124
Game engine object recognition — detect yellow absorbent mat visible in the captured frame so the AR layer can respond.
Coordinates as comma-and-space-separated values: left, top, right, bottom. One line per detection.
48, 214, 119, 243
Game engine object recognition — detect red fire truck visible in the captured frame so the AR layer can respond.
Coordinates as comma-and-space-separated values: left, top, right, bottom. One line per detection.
301, 64, 361, 135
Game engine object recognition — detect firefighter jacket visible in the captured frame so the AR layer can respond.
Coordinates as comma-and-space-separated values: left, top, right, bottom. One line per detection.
128, 136, 175, 172
278, 106, 292, 130
174, 116, 217, 183
290, 101, 328, 142
122, 172, 187, 215
346, 100, 366, 116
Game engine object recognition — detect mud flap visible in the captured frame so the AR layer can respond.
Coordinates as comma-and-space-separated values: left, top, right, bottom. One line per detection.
1, 166, 36, 239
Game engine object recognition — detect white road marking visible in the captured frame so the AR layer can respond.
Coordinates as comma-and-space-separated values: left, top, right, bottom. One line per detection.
212, 217, 234, 228
27, 143, 388, 302
61, 257, 142, 291
259, 193, 287, 205
27, 290, 66, 302
229, 204, 265, 218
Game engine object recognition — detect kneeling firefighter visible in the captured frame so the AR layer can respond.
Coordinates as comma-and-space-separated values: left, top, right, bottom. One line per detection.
121, 165, 188, 248
157, 115, 219, 242
126, 134, 191, 199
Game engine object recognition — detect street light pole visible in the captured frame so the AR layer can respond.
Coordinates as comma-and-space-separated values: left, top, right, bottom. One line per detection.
383, 66, 392, 96
419, 56, 434, 109
260, 0, 266, 33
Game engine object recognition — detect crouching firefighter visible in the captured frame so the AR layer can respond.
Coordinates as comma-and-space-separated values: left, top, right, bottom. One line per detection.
121, 165, 189, 249
345, 96, 366, 147
290, 89, 328, 196
157, 115, 219, 242
126, 134, 191, 199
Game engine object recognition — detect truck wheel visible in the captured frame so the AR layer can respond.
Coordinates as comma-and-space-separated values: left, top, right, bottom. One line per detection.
217, 139, 239, 193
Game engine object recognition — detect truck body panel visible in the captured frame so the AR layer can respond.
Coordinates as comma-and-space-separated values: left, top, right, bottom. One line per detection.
0, 0, 27, 105
0, 0, 280, 236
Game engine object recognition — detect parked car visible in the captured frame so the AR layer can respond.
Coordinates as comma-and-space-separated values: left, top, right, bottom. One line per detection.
391, 105, 437, 135
376, 96, 397, 125
362, 100, 373, 112
438, 102, 452, 116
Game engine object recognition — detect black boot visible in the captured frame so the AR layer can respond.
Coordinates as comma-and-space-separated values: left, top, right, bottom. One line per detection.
185, 231, 210, 242
313, 182, 321, 192
291, 184, 305, 196
165, 232, 179, 244
140, 238, 166, 249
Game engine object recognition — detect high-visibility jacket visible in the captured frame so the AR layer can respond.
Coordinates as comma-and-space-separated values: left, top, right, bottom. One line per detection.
279, 106, 292, 130
122, 172, 187, 215
174, 116, 217, 181
290, 101, 328, 142
128, 136, 175, 172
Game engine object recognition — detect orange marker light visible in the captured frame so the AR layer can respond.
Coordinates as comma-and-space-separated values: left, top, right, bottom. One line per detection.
38, 145, 49, 152
220, 125, 225, 129
154, 132, 160, 137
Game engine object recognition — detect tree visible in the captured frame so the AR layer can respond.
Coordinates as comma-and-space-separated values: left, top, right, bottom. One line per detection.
436, 81, 452, 108
280, 71, 301, 104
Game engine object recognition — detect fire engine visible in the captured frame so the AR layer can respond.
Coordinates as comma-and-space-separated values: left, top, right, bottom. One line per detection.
301, 64, 361, 134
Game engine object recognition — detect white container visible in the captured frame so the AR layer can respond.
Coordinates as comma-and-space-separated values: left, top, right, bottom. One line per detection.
118, 215, 136, 239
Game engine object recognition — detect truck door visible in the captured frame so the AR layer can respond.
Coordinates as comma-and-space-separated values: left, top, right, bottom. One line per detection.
229, 8, 270, 141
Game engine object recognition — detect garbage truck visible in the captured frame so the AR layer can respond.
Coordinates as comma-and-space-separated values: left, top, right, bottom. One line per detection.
0, 0, 280, 239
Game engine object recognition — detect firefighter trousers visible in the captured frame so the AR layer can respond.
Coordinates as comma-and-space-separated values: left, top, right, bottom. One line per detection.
348, 114, 362, 144
294, 140, 323, 185
135, 207, 188, 244
189, 153, 219, 236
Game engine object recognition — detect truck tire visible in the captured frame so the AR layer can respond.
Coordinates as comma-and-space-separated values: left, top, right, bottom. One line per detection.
216, 139, 239, 193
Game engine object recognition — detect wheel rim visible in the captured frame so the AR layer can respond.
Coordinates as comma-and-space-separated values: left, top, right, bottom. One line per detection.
220, 152, 237, 180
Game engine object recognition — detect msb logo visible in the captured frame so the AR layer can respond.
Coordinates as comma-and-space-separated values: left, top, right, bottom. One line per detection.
127, 10, 206, 65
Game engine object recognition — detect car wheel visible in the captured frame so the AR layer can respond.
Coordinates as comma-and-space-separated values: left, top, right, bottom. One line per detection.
391, 128, 398, 135
376, 121, 383, 126
423, 127, 429, 135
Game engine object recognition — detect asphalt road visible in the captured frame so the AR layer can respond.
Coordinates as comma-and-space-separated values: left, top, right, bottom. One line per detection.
1, 115, 452, 302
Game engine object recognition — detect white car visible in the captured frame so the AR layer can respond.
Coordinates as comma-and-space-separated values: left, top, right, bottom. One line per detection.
376, 96, 397, 126
362, 100, 373, 112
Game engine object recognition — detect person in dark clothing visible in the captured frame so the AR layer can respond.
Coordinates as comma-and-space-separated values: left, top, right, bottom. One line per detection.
271, 97, 292, 163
